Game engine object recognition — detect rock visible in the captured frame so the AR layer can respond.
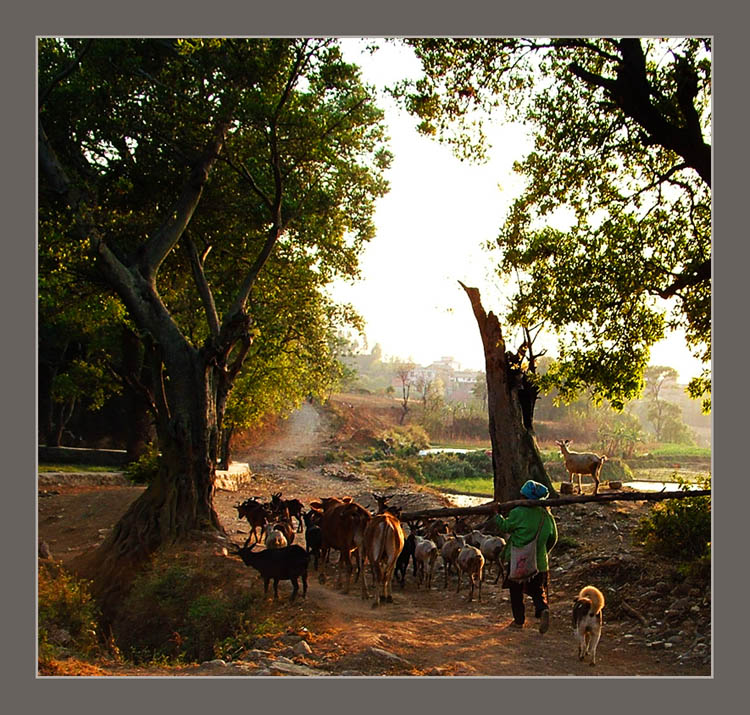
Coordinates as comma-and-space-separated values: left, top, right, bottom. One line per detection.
293, 640, 313, 655
253, 636, 274, 649
671, 582, 691, 597
49, 627, 72, 645
363, 646, 412, 667
244, 649, 271, 661
198, 659, 228, 670
269, 661, 326, 676
654, 581, 671, 594
38, 540, 52, 559
274, 656, 294, 665
668, 597, 692, 614
280, 634, 303, 645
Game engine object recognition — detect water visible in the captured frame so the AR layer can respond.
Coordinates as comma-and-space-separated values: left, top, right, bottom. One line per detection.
418, 447, 473, 456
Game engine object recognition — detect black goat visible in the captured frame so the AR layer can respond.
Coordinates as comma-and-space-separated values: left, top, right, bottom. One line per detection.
270, 492, 305, 532
395, 531, 417, 588
234, 499, 270, 546
232, 543, 309, 602
305, 524, 323, 570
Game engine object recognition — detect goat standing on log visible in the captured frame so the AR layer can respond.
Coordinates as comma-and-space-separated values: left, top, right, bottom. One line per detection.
555, 439, 607, 495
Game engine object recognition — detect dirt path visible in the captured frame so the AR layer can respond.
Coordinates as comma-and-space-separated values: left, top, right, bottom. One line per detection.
38, 404, 711, 677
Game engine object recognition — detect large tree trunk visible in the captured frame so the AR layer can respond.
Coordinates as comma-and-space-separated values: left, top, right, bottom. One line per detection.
217, 426, 233, 471
74, 348, 225, 623
121, 328, 155, 461
459, 282, 554, 502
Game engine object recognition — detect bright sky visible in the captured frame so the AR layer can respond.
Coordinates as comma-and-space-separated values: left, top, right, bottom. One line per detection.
330, 39, 707, 385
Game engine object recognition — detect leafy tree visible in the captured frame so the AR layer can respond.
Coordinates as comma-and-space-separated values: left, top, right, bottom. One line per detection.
394, 38, 711, 412
644, 365, 679, 441
392, 359, 417, 425
38, 38, 390, 616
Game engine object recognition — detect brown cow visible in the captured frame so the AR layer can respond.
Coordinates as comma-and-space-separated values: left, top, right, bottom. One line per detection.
363, 512, 405, 608
309, 496, 371, 596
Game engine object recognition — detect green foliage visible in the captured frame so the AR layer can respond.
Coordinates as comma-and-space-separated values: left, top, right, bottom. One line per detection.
415, 450, 493, 483
39, 37, 391, 464
634, 477, 711, 561
123, 443, 162, 484
597, 411, 645, 458
38, 564, 101, 664
374, 425, 430, 457
113, 554, 260, 664
395, 38, 711, 410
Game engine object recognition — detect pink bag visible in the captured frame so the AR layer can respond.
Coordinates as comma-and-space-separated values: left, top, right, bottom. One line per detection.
507, 512, 546, 582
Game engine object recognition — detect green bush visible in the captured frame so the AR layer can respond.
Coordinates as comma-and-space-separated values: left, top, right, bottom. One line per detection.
416, 450, 492, 483
38, 563, 101, 664
124, 443, 162, 484
634, 477, 711, 562
112, 551, 260, 664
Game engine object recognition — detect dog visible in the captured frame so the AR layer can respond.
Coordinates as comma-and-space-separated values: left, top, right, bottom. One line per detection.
572, 585, 605, 666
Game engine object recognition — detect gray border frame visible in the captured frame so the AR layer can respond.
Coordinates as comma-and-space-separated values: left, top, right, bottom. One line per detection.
15, 0, 742, 710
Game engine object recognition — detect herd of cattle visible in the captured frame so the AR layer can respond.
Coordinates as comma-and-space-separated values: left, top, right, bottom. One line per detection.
229, 492, 507, 609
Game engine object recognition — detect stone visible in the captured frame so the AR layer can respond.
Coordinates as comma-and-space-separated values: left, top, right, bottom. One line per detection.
363, 646, 412, 667
269, 661, 326, 677
293, 640, 313, 655
199, 659, 228, 669
244, 649, 271, 661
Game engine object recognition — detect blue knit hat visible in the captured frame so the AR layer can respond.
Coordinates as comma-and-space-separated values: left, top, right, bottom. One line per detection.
520, 480, 549, 500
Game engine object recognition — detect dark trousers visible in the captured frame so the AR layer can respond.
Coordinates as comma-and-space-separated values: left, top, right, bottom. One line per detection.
508, 571, 549, 625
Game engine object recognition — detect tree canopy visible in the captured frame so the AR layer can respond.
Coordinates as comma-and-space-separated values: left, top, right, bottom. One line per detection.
38, 38, 392, 601
394, 37, 711, 411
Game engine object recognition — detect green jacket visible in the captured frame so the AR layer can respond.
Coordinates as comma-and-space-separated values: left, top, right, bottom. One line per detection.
493, 505, 558, 573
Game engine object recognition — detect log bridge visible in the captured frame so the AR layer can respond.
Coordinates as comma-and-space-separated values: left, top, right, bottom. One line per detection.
399, 489, 711, 522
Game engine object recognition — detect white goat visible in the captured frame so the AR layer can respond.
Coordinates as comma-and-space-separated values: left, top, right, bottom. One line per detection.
555, 439, 607, 495
440, 534, 465, 588
413, 535, 439, 590
466, 530, 506, 583
264, 526, 288, 550
456, 545, 484, 602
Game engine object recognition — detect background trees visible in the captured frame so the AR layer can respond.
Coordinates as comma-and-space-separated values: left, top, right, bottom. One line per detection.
38, 38, 390, 612
395, 38, 711, 412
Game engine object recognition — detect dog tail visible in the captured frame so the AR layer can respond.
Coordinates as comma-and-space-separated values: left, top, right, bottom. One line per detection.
576, 585, 605, 615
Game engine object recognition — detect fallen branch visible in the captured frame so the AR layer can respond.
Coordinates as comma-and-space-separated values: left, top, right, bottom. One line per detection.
399, 489, 710, 521
621, 599, 648, 626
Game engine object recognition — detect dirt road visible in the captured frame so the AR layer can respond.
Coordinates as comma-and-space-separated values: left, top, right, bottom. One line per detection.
38, 403, 711, 677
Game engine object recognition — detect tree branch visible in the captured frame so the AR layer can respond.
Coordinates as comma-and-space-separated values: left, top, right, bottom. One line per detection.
38, 39, 93, 109
400, 489, 711, 521
138, 122, 229, 280
184, 232, 221, 339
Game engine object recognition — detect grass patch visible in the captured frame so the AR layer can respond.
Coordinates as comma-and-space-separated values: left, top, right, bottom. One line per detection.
642, 444, 711, 459
427, 476, 494, 496
39, 464, 117, 473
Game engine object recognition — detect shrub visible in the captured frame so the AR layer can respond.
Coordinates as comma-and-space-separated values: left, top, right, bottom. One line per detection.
634, 477, 711, 562
38, 563, 101, 666
112, 546, 262, 664
124, 443, 161, 484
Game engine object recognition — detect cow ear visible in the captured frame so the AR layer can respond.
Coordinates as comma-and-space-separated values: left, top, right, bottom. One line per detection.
342, 496, 353, 503
309, 501, 323, 510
